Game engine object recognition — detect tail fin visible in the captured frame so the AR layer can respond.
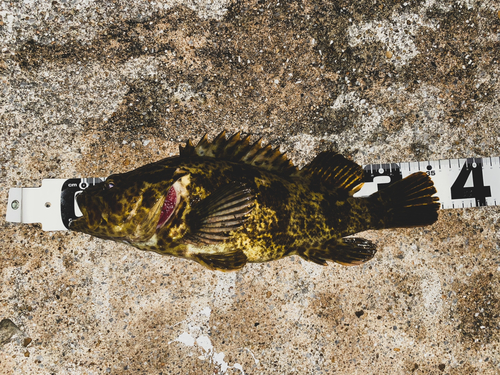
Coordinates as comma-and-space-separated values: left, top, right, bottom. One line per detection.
368, 171, 440, 229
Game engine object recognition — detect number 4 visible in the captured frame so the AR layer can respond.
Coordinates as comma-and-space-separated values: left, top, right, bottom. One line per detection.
451, 159, 491, 206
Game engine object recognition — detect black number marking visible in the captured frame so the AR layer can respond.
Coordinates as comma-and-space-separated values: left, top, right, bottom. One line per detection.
451, 159, 491, 206
363, 163, 402, 190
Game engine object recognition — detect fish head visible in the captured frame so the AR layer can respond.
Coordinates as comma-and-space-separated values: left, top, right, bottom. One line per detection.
71, 164, 190, 244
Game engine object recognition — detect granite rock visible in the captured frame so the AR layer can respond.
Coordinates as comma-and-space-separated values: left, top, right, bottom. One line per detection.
0, 0, 499, 374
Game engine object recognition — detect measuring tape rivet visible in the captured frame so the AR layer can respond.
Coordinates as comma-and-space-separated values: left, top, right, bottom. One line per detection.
11, 200, 19, 210
45, 202, 51, 208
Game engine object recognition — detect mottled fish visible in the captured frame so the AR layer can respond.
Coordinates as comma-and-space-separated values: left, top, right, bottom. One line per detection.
71, 131, 440, 271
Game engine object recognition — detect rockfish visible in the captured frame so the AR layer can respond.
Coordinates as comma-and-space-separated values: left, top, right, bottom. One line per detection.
71, 131, 440, 271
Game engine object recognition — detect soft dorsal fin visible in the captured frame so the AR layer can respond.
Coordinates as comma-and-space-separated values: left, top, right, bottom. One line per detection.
294, 151, 364, 193
179, 130, 298, 175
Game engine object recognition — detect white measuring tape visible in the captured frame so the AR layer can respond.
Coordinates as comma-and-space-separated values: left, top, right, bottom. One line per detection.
354, 157, 499, 208
5, 157, 500, 231
6, 178, 104, 231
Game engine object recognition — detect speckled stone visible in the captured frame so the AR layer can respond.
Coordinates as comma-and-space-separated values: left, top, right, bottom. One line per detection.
0, 319, 23, 346
1, 1, 499, 374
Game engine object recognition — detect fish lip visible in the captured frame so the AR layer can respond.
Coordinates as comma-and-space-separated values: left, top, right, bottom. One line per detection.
69, 193, 88, 230
156, 185, 179, 230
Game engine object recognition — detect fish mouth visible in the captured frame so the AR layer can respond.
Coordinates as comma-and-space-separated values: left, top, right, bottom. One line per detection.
156, 185, 178, 230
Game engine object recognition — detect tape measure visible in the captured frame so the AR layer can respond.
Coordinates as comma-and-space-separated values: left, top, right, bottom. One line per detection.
354, 157, 499, 208
6, 178, 104, 231
5, 157, 500, 231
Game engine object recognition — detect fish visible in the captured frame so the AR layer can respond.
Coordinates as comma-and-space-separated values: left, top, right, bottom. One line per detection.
71, 131, 440, 271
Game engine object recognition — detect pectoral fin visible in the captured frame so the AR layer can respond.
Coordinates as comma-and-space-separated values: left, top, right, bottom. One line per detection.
299, 237, 377, 266
184, 183, 255, 245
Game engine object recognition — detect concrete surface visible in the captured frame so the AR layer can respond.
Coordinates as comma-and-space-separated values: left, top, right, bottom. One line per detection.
0, 0, 499, 374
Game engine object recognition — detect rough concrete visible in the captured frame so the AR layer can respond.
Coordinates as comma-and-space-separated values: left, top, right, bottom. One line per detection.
0, 0, 499, 374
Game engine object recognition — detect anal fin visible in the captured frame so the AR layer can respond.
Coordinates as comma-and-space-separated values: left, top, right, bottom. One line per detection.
334, 238, 377, 266
194, 249, 248, 271
298, 237, 377, 266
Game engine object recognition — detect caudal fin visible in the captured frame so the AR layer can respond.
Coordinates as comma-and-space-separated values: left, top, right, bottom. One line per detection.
368, 172, 440, 229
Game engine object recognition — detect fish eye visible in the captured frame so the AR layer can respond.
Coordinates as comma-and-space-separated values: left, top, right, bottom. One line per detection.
104, 181, 115, 190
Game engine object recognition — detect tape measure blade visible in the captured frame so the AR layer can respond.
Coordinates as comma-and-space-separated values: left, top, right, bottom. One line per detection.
399, 159, 448, 208
20, 179, 67, 230
431, 166, 459, 209
6, 188, 23, 223
425, 157, 500, 209
480, 157, 500, 207
360, 157, 500, 209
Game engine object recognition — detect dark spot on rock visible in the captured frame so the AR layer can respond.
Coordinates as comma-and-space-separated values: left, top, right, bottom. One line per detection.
355, 310, 364, 318
409, 142, 430, 160
438, 364, 445, 372
103, 79, 171, 132
322, 106, 360, 134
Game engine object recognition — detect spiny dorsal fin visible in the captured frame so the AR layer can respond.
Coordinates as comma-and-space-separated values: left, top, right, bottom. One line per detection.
295, 151, 364, 193
179, 139, 195, 156
180, 130, 298, 175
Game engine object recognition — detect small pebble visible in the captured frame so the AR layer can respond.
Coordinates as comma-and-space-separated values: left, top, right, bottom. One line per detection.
0, 319, 23, 346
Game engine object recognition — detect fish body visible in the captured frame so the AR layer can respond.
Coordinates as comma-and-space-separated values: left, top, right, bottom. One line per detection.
72, 131, 440, 271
